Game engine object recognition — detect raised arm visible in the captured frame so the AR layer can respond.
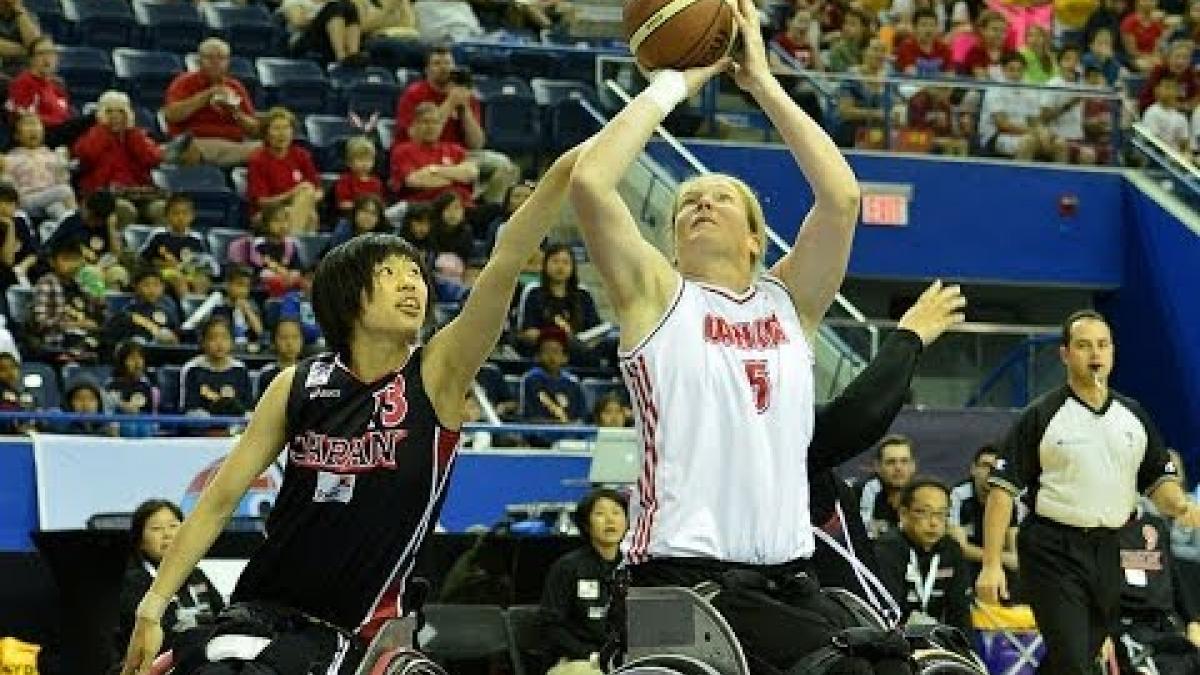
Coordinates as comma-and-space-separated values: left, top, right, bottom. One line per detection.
120, 368, 295, 675
568, 62, 726, 349
727, 0, 860, 335
423, 144, 586, 428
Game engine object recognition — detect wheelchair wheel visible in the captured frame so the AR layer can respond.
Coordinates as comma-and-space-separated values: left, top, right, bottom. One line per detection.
822, 587, 888, 629
614, 654, 724, 675
913, 648, 989, 674
375, 649, 449, 675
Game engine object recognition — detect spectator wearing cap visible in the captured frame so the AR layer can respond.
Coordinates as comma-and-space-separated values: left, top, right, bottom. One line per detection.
103, 266, 181, 346
394, 45, 518, 203
246, 107, 321, 234
518, 326, 585, 427
538, 488, 627, 675
389, 101, 477, 206
161, 38, 262, 168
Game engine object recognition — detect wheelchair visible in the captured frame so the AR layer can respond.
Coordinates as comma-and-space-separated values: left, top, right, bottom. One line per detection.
606, 585, 988, 675
145, 616, 449, 675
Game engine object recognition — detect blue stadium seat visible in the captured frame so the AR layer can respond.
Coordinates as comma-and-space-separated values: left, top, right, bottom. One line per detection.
343, 80, 401, 118
377, 117, 396, 150
62, 363, 113, 389
452, 43, 509, 76
294, 233, 331, 269
479, 81, 541, 156
156, 364, 181, 413
113, 49, 184, 110
474, 75, 531, 100
152, 166, 239, 229
105, 291, 134, 315
5, 286, 32, 329
395, 67, 418, 90
57, 45, 116, 105
476, 362, 510, 403
25, 0, 73, 43
135, 105, 165, 140
153, 165, 227, 191
580, 377, 626, 412
304, 115, 358, 172
132, 0, 204, 53
62, 0, 136, 49
22, 362, 61, 410
531, 78, 598, 152
257, 57, 331, 115
327, 64, 396, 88
364, 36, 426, 70
202, 3, 278, 58
123, 223, 157, 252
509, 49, 563, 79
206, 227, 247, 267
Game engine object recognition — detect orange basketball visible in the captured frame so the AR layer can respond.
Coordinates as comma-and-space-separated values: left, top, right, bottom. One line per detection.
623, 0, 738, 71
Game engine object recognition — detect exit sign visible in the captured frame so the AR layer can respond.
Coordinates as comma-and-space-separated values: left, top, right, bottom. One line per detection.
860, 183, 914, 227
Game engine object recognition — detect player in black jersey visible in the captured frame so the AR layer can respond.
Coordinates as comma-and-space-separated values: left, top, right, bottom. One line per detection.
119, 143, 589, 675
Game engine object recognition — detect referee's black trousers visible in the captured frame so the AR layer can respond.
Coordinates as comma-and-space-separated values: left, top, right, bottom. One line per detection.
1018, 516, 1122, 675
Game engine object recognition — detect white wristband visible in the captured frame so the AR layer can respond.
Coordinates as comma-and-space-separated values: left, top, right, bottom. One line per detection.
643, 69, 688, 115
136, 590, 169, 622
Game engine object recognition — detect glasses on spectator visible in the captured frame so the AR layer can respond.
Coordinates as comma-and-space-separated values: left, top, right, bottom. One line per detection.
908, 508, 949, 521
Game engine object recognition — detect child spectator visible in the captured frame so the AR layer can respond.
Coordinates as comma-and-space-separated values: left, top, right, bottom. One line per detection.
256, 318, 304, 397
246, 107, 321, 234
31, 239, 103, 355
61, 377, 115, 435
836, 38, 896, 148
1143, 75, 1192, 152
105, 339, 158, 437
240, 203, 309, 298
139, 194, 217, 297
399, 201, 436, 262
514, 242, 603, 365
592, 392, 629, 428
518, 328, 586, 426
896, 9, 954, 76
1019, 24, 1059, 83
771, 7, 823, 70
180, 317, 252, 415
105, 266, 181, 345
332, 136, 384, 216
329, 194, 388, 251
827, 8, 871, 72
957, 10, 1010, 79
0, 351, 36, 432
42, 190, 127, 290
215, 266, 265, 347
1082, 27, 1129, 86
979, 52, 1068, 160
1082, 64, 1119, 159
907, 86, 972, 154
0, 181, 39, 290
2, 113, 75, 220
480, 180, 533, 255
1137, 37, 1199, 113
430, 191, 473, 279
1122, 0, 1167, 72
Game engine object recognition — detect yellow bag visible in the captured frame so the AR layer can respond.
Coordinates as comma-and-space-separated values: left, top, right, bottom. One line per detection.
971, 601, 1039, 630
0, 636, 40, 674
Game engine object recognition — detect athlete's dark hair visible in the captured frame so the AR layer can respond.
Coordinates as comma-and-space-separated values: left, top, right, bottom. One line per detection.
973, 444, 999, 464
130, 498, 184, 555
1061, 309, 1108, 344
312, 233, 433, 359
572, 488, 628, 538
900, 477, 950, 508
875, 433, 913, 461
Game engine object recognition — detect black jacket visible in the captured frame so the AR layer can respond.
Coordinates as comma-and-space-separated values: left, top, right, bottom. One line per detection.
874, 529, 972, 633
114, 556, 225, 660
538, 546, 620, 661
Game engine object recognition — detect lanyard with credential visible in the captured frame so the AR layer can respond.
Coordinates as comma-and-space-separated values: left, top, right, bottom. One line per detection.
908, 549, 939, 614
143, 559, 193, 607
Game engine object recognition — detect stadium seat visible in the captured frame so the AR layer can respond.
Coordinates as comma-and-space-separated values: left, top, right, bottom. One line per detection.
580, 377, 625, 411
105, 292, 134, 315
56, 45, 117, 105
294, 234, 331, 269
135, 106, 165, 140
343, 80, 402, 118
112, 48, 184, 110
62, 0, 136, 49
531, 78, 599, 152
504, 605, 552, 675
202, 3, 278, 58
206, 227, 248, 267
152, 166, 240, 229
377, 118, 397, 150
132, 0, 204, 53
230, 166, 248, 199
153, 165, 227, 191
4, 286, 32, 330
257, 57, 331, 115
304, 114, 359, 172
452, 43, 509, 77
327, 64, 396, 88
25, 0, 73, 43
22, 361, 61, 410
479, 81, 541, 157
62, 363, 113, 389
419, 605, 514, 672
395, 67, 418, 90
185, 52, 267, 109
364, 36, 427, 70
475, 361, 510, 404
155, 364, 181, 413
509, 49, 563, 80
123, 223, 157, 253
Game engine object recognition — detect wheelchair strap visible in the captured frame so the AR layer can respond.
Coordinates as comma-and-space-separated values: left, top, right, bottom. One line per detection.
811, 502, 902, 628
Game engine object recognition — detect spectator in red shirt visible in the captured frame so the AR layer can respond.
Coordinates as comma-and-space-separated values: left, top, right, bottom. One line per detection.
1137, 37, 1198, 112
957, 10, 1010, 79
394, 45, 517, 203
73, 91, 181, 226
389, 101, 477, 205
6, 37, 90, 149
770, 7, 823, 70
161, 38, 262, 167
1121, 0, 1166, 71
246, 107, 322, 234
896, 9, 954, 75
333, 135, 383, 215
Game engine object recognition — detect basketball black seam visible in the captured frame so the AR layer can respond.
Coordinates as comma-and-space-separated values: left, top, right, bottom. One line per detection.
672, 1, 726, 68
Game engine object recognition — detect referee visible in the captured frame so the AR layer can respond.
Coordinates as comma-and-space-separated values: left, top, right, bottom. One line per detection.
976, 310, 1200, 675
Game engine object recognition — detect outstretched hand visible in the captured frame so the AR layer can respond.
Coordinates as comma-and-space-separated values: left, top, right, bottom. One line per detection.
897, 280, 967, 346
728, 0, 772, 92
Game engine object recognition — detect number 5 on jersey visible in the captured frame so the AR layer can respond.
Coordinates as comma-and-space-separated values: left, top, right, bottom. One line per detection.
744, 360, 771, 413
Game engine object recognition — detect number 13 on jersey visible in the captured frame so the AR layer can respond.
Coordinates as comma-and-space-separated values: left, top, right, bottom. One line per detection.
743, 360, 772, 413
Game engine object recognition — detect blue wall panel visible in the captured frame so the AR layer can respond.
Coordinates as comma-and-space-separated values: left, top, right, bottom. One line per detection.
676, 143, 1126, 287
0, 441, 37, 551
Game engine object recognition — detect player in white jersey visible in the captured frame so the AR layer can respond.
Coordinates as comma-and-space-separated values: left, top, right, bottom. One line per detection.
568, 0, 956, 670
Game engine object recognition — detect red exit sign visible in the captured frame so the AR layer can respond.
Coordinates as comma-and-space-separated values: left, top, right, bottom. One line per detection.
861, 189, 911, 227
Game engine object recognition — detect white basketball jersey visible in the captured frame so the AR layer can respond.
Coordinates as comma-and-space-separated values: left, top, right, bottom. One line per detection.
620, 274, 816, 566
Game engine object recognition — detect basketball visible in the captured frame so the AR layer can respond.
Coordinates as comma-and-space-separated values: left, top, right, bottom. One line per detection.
623, 0, 738, 71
